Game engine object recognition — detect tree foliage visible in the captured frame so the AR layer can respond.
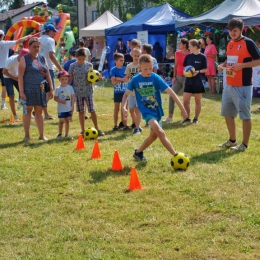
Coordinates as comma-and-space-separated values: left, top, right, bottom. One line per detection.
8, 0, 24, 10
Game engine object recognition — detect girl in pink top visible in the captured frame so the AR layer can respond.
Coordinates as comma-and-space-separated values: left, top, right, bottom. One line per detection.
205, 37, 218, 93
164, 38, 189, 122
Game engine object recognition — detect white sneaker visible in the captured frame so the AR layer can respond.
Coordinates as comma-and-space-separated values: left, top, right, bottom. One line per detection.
230, 143, 247, 152
218, 140, 237, 148
163, 117, 173, 122
1, 105, 8, 110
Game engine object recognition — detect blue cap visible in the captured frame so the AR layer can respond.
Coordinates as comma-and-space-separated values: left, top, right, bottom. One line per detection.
45, 24, 58, 32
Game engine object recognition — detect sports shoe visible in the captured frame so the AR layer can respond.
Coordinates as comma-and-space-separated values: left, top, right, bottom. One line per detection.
193, 117, 198, 124
39, 136, 48, 141
180, 118, 191, 124
1, 105, 8, 110
133, 128, 141, 134
131, 123, 136, 129
118, 121, 124, 129
98, 130, 105, 136
112, 126, 119, 131
56, 134, 62, 139
139, 127, 143, 132
163, 117, 173, 122
44, 115, 55, 120
123, 125, 131, 130
218, 140, 237, 148
133, 149, 147, 161
14, 115, 20, 121
230, 143, 247, 152
65, 135, 73, 140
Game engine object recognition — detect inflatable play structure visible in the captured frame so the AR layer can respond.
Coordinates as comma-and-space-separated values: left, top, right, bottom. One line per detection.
5, 3, 75, 66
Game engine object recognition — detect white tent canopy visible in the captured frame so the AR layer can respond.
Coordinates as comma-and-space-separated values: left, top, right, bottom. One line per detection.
79, 11, 122, 39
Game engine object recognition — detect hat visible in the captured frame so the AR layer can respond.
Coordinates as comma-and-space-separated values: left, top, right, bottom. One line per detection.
45, 24, 58, 32
19, 48, 29, 57
58, 70, 70, 78
0, 30, 5, 36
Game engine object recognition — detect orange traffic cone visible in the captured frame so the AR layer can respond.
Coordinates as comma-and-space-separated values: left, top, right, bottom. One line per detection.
111, 150, 123, 171
91, 141, 101, 158
74, 134, 85, 150
129, 167, 142, 191
10, 114, 14, 123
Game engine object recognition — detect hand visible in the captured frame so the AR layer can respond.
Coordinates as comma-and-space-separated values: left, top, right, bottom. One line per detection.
172, 77, 177, 84
231, 63, 244, 71
48, 90, 54, 99
181, 108, 188, 119
218, 64, 225, 72
20, 92, 27, 101
193, 71, 199, 77
98, 74, 103, 81
61, 100, 66, 104
122, 107, 128, 121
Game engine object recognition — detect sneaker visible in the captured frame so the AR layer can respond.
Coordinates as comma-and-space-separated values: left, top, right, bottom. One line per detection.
139, 127, 143, 132
65, 135, 73, 140
230, 143, 247, 152
112, 126, 119, 131
180, 118, 191, 124
123, 125, 131, 130
31, 115, 35, 119
14, 115, 20, 121
56, 134, 62, 139
163, 117, 173, 122
133, 128, 140, 134
118, 121, 124, 129
1, 105, 8, 110
144, 123, 149, 128
98, 130, 105, 136
44, 115, 55, 120
193, 117, 198, 124
133, 149, 147, 161
39, 136, 48, 141
218, 140, 237, 148
85, 115, 90, 120
131, 123, 136, 129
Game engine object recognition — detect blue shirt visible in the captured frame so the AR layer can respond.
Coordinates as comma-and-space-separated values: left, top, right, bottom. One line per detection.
110, 66, 128, 93
63, 58, 76, 85
127, 73, 168, 121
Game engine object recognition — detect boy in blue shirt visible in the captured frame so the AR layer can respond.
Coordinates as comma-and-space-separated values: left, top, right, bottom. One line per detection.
110, 53, 130, 130
122, 54, 188, 161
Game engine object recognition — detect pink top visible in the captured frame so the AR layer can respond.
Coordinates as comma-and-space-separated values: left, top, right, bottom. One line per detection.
176, 50, 189, 76
204, 44, 218, 76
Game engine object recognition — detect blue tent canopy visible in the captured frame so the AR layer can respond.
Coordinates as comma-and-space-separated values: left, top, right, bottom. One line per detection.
105, 3, 191, 36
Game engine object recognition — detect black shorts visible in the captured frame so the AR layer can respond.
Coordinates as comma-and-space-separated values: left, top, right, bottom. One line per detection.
114, 93, 124, 103
184, 85, 205, 94
0, 68, 5, 87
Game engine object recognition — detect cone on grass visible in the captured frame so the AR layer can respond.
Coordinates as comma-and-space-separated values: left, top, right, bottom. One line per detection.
74, 134, 85, 150
91, 141, 101, 158
10, 114, 14, 123
129, 167, 142, 191
111, 150, 123, 171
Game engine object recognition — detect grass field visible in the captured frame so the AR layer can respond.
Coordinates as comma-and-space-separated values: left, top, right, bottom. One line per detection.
1, 80, 260, 259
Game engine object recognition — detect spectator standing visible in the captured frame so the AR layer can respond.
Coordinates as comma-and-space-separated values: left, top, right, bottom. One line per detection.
114, 38, 127, 54
78, 40, 91, 62
153, 42, 163, 62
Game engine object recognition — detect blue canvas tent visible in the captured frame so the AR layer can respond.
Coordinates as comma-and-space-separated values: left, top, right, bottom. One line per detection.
105, 3, 191, 70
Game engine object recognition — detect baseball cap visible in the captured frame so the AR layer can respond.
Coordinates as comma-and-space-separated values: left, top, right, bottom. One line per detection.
19, 48, 29, 57
45, 24, 58, 32
0, 30, 5, 36
58, 70, 70, 78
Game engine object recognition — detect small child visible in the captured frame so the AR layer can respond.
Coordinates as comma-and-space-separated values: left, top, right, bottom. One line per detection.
122, 54, 188, 161
110, 53, 130, 131
68, 49, 105, 136
124, 48, 142, 134
54, 70, 75, 139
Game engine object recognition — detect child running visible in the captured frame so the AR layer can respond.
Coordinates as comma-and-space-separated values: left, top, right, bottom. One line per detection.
54, 70, 75, 139
68, 48, 105, 136
122, 54, 188, 161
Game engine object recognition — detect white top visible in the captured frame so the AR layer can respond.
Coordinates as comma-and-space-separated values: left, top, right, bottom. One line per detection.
55, 85, 75, 113
253, 65, 260, 88
0, 41, 16, 68
3, 54, 19, 78
40, 35, 56, 70
84, 47, 91, 61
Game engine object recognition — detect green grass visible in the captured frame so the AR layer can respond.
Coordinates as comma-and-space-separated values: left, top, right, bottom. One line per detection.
1, 80, 260, 259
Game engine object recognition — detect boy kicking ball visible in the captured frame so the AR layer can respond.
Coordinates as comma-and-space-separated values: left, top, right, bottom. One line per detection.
122, 54, 188, 161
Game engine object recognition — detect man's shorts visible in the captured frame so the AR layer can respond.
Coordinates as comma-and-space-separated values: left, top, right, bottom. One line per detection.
221, 85, 252, 120
114, 93, 124, 103
76, 96, 96, 113
58, 111, 72, 118
5, 78, 19, 97
127, 95, 137, 109
145, 115, 162, 129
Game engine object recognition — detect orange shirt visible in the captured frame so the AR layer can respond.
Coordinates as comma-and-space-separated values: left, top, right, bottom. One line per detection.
226, 37, 260, 86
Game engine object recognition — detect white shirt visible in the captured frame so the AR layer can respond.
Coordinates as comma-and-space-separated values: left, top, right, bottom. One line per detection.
84, 47, 91, 61
253, 48, 260, 88
3, 54, 19, 78
39, 35, 56, 70
55, 85, 75, 113
0, 41, 16, 68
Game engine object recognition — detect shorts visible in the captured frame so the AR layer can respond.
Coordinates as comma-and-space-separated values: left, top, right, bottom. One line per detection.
221, 85, 252, 120
58, 111, 72, 118
127, 95, 137, 109
76, 96, 96, 113
114, 93, 124, 103
184, 85, 205, 94
5, 78, 19, 97
145, 115, 162, 129
0, 68, 5, 86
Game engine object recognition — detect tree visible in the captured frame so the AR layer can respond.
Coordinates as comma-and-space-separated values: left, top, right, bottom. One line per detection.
4, 16, 12, 34
9, 0, 24, 10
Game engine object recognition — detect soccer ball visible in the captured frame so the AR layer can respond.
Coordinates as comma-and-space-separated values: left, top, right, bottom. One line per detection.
84, 127, 98, 140
171, 152, 190, 170
87, 70, 100, 83
183, 66, 195, 77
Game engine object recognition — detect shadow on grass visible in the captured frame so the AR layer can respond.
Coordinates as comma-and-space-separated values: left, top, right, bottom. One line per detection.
0, 140, 25, 149
96, 130, 134, 142
22, 137, 74, 148
190, 149, 236, 165
0, 123, 23, 128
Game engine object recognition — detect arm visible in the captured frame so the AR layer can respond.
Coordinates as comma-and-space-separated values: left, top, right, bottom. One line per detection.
15, 34, 32, 44
111, 76, 127, 85
45, 61, 54, 99
18, 57, 26, 100
2, 68, 18, 81
49, 52, 62, 71
54, 95, 66, 104
232, 59, 260, 71
172, 52, 178, 83
71, 94, 75, 112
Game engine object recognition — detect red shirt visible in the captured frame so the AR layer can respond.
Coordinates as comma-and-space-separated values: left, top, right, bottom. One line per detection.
176, 50, 189, 76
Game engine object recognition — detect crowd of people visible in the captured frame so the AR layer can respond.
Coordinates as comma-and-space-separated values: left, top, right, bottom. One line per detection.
0, 18, 260, 158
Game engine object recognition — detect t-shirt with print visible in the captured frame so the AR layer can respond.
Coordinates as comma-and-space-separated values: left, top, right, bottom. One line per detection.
127, 72, 169, 121
3, 54, 19, 78
68, 61, 93, 98
110, 66, 128, 94
125, 62, 140, 97
0, 41, 16, 68
40, 35, 56, 70
55, 85, 75, 113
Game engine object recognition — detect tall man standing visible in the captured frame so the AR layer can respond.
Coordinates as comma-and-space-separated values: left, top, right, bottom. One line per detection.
218, 18, 260, 151
40, 24, 62, 119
